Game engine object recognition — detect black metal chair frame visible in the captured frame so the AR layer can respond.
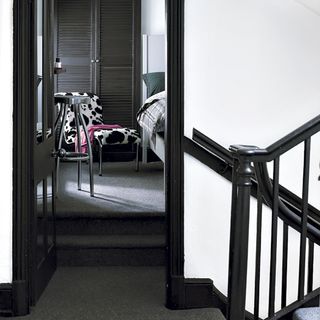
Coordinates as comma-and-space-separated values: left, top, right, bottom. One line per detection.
54, 95, 94, 197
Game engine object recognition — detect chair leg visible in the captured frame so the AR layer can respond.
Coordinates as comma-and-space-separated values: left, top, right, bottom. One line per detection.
135, 142, 140, 172
55, 103, 68, 196
75, 106, 82, 191
56, 157, 60, 196
78, 108, 94, 197
99, 143, 103, 176
89, 153, 94, 197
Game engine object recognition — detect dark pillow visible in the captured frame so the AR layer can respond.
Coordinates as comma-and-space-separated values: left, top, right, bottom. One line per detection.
142, 72, 165, 97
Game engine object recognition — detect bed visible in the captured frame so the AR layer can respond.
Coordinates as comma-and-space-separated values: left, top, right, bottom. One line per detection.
139, 34, 166, 163
137, 91, 166, 163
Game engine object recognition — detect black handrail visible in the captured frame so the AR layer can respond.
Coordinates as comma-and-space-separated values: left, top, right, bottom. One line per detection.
184, 136, 233, 183
191, 127, 320, 241
193, 128, 233, 164
230, 114, 320, 161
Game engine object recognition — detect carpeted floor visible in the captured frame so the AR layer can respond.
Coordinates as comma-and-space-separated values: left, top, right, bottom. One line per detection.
9, 267, 225, 320
56, 161, 165, 217
5, 163, 224, 319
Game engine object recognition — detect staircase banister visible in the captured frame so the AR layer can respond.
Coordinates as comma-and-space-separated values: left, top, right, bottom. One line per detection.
255, 162, 320, 244
193, 128, 234, 164
191, 127, 320, 236
230, 114, 320, 162
190, 122, 320, 320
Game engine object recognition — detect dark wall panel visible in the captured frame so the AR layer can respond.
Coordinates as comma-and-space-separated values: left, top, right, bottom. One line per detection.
100, 0, 134, 127
100, 68, 133, 127
56, 0, 93, 92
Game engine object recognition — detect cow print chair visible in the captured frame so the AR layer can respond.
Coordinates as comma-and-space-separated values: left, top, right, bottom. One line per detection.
55, 92, 104, 145
55, 92, 141, 176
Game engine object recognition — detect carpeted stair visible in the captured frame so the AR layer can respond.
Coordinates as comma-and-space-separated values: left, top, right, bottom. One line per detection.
56, 162, 166, 266
56, 213, 167, 266
293, 308, 320, 320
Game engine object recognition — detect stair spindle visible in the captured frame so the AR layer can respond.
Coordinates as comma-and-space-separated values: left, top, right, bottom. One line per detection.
298, 138, 311, 300
269, 157, 280, 317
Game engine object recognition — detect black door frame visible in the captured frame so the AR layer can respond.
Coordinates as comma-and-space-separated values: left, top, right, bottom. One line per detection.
165, 0, 186, 309
9, 0, 187, 316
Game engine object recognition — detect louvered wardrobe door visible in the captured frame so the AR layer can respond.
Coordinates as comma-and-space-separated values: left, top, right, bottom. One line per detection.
99, 0, 134, 128
56, 0, 94, 93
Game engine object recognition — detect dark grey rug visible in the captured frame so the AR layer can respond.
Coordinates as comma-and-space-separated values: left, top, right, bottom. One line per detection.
9, 267, 225, 320
56, 161, 165, 217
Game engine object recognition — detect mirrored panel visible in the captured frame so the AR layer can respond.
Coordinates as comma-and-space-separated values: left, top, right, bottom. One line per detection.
36, 0, 44, 144
36, 180, 45, 266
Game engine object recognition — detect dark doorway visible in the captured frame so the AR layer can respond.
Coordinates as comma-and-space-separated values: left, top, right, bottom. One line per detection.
12, 0, 184, 316
52, 0, 166, 270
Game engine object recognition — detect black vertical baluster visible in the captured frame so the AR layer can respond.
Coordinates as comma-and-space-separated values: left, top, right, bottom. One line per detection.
298, 138, 311, 300
254, 187, 263, 320
228, 159, 239, 320
269, 157, 280, 317
308, 240, 314, 293
227, 157, 253, 320
229, 159, 239, 267
281, 223, 288, 308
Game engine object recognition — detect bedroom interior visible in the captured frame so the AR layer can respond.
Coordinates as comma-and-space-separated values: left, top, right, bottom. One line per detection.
33, 0, 168, 310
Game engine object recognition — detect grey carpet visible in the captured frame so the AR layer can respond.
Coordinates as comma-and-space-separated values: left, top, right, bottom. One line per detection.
57, 234, 166, 248
293, 308, 320, 320
56, 161, 165, 217
8, 267, 225, 320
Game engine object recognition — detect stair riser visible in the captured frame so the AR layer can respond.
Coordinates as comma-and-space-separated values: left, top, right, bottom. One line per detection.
57, 248, 166, 266
56, 218, 166, 235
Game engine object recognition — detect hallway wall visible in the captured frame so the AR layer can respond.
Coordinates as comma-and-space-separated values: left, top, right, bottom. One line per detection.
0, 0, 13, 284
184, 0, 320, 318
141, 0, 166, 35
184, 0, 320, 147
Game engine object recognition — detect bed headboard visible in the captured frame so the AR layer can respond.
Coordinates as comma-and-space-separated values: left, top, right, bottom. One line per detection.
142, 34, 166, 102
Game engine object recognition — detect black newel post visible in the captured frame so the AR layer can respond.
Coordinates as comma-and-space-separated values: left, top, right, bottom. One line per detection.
227, 152, 253, 320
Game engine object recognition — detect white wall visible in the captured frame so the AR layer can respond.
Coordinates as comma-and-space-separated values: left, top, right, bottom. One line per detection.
0, 0, 13, 284
184, 0, 320, 147
184, 0, 320, 318
141, 0, 166, 35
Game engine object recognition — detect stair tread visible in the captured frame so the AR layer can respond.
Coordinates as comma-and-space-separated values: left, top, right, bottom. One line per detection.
56, 217, 166, 235
57, 234, 166, 249
55, 210, 166, 220
57, 248, 166, 266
